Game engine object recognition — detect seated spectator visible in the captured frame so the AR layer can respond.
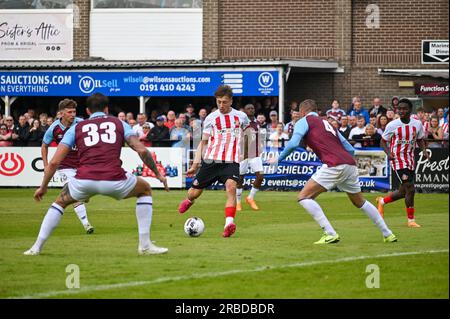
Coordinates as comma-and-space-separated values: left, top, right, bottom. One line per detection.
148, 116, 170, 147
348, 98, 370, 124
27, 119, 44, 146
376, 114, 390, 135
13, 115, 30, 146
189, 117, 202, 142
165, 110, 176, 130
170, 118, 190, 148
339, 115, 351, 139
268, 122, 289, 148
330, 119, 340, 130
348, 115, 357, 129
128, 119, 137, 127
0, 124, 13, 146
178, 113, 190, 130
351, 124, 381, 148
4, 116, 15, 133
368, 97, 387, 117
326, 99, 346, 122
386, 108, 396, 122
139, 123, 152, 147
426, 115, 444, 148
437, 107, 445, 126
349, 116, 367, 148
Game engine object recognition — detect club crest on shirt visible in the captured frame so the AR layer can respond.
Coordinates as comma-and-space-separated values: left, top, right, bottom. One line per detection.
402, 174, 409, 180
193, 179, 199, 186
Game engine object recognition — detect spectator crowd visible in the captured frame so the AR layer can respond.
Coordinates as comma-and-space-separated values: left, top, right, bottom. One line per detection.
0, 96, 448, 149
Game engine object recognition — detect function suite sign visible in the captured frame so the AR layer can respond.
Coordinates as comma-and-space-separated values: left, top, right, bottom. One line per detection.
0, 11, 73, 61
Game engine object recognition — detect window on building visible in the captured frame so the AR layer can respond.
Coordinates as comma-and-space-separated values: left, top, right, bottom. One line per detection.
0, 0, 73, 9
92, 0, 202, 9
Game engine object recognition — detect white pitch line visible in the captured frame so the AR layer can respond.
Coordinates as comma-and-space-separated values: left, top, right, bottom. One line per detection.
10, 249, 449, 299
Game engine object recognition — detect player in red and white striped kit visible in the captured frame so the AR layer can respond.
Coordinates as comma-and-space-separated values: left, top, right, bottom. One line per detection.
178, 85, 249, 237
377, 98, 430, 228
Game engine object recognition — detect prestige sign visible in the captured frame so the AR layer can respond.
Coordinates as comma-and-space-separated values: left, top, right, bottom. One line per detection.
0, 11, 73, 61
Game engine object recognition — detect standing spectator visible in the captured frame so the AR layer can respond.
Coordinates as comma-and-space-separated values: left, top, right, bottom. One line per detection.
126, 112, 134, 123
133, 113, 154, 138
368, 97, 387, 117
139, 123, 152, 147
128, 119, 137, 127
47, 116, 54, 126
285, 100, 299, 123
165, 110, 176, 130
149, 110, 158, 124
184, 104, 196, 120
118, 111, 126, 122
0, 124, 13, 146
437, 107, 445, 126
339, 115, 351, 139
348, 98, 370, 124
348, 115, 357, 129
330, 119, 340, 130
267, 110, 279, 134
170, 118, 190, 148
189, 117, 202, 144
148, 116, 170, 147
391, 96, 399, 111
326, 99, 346, 122
351, 124, 381, 148
27, 108, 36, 125
4, 116, 15, 132
27, 119, 44, 146
426, 115, 444, 148
284, 111, 300, 138
268, 123, 289, 148
376, 114, 390, 135
198, 108, 208, 124
39, 113, 49, 133
349, 116, 367, 148
369, 114, 377, 127
13, 115, 30, 146
386, 108, 396, 122
178, 113, 190, 130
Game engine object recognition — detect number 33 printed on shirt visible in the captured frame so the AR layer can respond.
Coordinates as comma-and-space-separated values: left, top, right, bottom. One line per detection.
82, 122, 117, 146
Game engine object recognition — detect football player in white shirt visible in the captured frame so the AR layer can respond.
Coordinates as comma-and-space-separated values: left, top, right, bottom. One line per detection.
377, 98, 430, 228
178, 85, 249, 237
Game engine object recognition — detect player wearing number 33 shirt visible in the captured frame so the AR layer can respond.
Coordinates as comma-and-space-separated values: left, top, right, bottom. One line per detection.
274, 99, 396, 245
24, 93, 169, 256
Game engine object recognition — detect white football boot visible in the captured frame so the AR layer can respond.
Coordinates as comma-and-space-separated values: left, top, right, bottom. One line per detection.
138, 243, 168, 255
23, 248, 40, 256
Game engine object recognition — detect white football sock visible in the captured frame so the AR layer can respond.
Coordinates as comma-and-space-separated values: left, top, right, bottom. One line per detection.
299, 199, 336, 236
31, 203, 64, 252
361, 201, 392, 237
248, 187, 259, 199
379, 198, 385, 205
73, 203, 89, 226
136, 196, 153, 249
236, 188, 243, 203
225, 217, 234, 227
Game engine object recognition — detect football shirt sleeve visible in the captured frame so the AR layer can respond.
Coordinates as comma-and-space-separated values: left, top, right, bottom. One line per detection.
381, 124, 393, 141
60, 124, 77, 148
338, 131, 355, 156
416, 122, 425, 140
42, 122, 58, 145
278, 117, 309, 161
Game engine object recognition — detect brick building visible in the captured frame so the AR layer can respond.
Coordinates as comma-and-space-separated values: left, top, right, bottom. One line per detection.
0, 0, 448, 118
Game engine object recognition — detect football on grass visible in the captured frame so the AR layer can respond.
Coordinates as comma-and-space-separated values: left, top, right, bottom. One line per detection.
184, 217, 205, 237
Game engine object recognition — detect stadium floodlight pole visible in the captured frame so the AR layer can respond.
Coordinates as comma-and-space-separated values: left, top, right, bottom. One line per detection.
1, 96, 17, 117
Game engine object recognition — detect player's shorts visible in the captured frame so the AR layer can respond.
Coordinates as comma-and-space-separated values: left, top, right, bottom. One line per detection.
192, 161, 240, 189
239, 157, 264, 175
311, 164, 361, 194
58, 168, 77, 185
68, 172, 138, 202
393, 168, 415, 185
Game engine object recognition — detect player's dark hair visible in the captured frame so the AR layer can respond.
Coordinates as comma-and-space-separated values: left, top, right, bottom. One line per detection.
58, 98, 77, 111
398, 98, 413, 110
214, 85, 233, 98
86, 93, 109, 112
299, 99, 318, 112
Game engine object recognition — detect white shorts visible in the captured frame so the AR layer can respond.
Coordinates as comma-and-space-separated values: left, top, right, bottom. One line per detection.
58, 168, 77, 184
239, 157, 264, 175
311, 164, 361, 194
68, 172, 138, 202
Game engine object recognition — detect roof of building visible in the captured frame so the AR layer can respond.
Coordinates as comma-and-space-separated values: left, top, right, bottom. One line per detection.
0, 58, 340, 70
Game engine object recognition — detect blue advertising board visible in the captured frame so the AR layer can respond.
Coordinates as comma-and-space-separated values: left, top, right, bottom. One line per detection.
0, 70, 279, 97
186, 147, 390, 191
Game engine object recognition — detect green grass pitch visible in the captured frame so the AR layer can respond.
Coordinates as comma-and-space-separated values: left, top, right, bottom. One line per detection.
0, 188, 448, 299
